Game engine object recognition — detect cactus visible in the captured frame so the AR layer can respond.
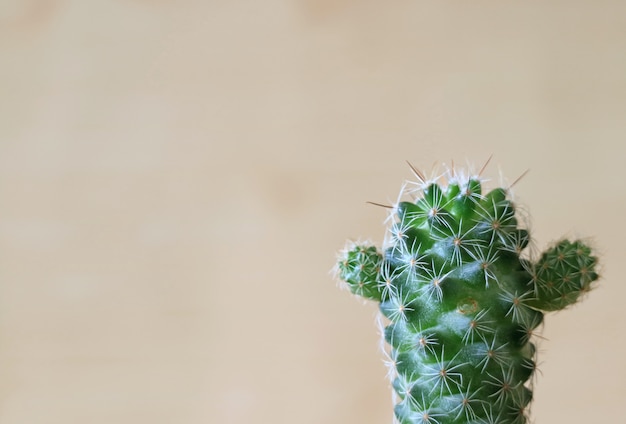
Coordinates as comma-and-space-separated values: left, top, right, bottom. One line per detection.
336, 162, 599, 424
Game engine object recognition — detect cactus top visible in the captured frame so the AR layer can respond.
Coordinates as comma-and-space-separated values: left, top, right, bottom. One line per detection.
337, 165, 598, 424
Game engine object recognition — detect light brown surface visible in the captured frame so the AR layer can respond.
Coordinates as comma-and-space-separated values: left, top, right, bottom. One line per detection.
1, 1, 624, 423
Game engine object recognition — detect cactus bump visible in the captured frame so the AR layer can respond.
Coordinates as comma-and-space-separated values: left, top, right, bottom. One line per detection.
336, 162, 599, 424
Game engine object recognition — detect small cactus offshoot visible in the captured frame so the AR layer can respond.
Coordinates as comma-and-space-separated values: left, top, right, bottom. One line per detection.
336, 162, 599, 424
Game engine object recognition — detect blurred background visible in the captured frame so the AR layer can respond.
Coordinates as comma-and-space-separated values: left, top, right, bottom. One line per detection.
1, 1, 624, 423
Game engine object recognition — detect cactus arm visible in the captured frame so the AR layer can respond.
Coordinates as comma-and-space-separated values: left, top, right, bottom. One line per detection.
337, 244, 384, 302
528, 239, 599, 312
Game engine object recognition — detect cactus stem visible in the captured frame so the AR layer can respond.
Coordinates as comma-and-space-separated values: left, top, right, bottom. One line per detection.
336, 162, 599, 424
422, 348, 466, 397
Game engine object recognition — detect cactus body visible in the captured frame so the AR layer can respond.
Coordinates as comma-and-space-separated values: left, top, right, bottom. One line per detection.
337, 165, 598, 424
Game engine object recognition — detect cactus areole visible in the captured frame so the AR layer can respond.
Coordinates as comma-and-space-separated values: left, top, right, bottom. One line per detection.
336, 163, 599, 424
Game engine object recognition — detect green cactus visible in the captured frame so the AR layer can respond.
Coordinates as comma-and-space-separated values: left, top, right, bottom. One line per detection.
336, 163, 598, 424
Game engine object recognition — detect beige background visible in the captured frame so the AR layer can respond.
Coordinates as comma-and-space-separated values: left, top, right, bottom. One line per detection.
1, 1, 625, 423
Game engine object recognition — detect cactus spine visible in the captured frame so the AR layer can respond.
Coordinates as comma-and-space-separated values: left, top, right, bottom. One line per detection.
336, 163, 598, 424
